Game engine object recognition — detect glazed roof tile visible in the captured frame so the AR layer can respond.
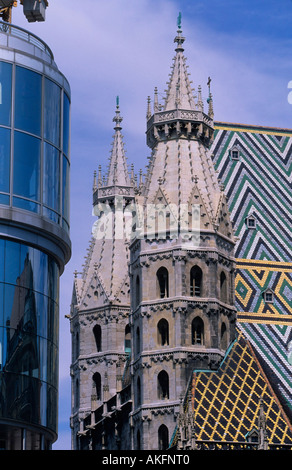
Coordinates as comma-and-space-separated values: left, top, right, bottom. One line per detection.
172, 330, 292, 447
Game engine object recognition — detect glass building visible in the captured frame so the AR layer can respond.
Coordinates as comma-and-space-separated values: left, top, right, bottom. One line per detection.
0, 21, 71, 449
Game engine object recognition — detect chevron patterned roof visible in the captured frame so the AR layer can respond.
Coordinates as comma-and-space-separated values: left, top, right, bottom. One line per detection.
211, 123, 292, 420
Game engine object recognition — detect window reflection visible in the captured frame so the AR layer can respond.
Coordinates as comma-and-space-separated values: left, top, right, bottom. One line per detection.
0, 63, 70, 225
62, 155, 70, 225
0, 239, 59, 387
13, 131, 41, 202
0, 61, 12, 126
15, 66, 42, 136
44, 78, 61, 147
43, 143, 60, 212
63, 93, 70, 157
0, 127, 10, 194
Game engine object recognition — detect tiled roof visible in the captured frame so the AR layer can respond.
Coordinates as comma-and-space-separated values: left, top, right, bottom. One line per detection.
171, 330, 292, 448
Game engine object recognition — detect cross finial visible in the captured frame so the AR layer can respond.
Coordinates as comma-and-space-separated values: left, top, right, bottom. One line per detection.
207, 77, 211, 92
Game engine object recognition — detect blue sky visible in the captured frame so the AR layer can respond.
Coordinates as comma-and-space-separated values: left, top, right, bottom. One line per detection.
10, 0, 292, 450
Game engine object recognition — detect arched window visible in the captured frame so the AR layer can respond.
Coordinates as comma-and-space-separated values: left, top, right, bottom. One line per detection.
75, 331, 79, 359
190, 266, 202, 296
192, 317, 204, 345
220, 271, 227, 303
75, 379, 79, 408
135, 275, 140, 307
92, 372, 101, 401
93, 324, 102, 352
221, 322, 227, 350
157, 319, 169, 346
157, 267, 169, 298
137, 376, 141, 407
125, 324, 131, 353
137, 430, 141, 450
157, 370, 169, 400
158, 425, 169, 450
136, 327, 140, 354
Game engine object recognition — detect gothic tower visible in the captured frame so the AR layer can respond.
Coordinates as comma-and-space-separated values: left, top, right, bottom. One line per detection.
70, 102, 135, 449
128, 22, 237, 450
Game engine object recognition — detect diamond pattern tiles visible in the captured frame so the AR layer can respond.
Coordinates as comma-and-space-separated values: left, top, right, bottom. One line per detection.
211, 124, 292, 419
190, 332, 292, 445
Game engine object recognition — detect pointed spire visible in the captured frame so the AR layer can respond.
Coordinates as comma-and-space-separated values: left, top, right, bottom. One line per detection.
106, 97, 131, 187
163, 13, 196, 111
146, 13, 215, 148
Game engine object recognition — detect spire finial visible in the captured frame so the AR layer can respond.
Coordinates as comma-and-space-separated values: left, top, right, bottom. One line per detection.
93, 169, 97, 191
113, 95, 123, 130
154, 87, 159, 112
207, 77, 214, 119
177, 11, 182, 30
147, 96, 152, 120
98, 165, 103, 188
174, 12, 185, 51
197, 85, 204, 112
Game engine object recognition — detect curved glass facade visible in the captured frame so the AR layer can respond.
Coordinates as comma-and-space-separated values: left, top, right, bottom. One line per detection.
0, 239, 59, 432
0, 21, 71, 449
0, 60, 70, 232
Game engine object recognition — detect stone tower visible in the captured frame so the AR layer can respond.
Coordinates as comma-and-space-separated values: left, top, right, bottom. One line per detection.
70, 102, 135, 449
128, 22, 237, 450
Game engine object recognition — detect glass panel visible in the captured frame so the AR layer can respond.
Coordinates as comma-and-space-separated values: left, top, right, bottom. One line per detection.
0, 238, 60, 431
13, 197, 40, 213
63, 93, 70, 156
4, 239, 20, 285
44, 78, 61, 147
48, 257, 59, 303
0, 194, 9, 205
3, 283, 16, 325
43, 206, 60, 224
0, 239, 4, 282
13, 131, 41, 202
0, 240, 59, 396
0, 62, 12, 126
0, 325, 6, 371
15, 66, 42, 136
32, 248, 48, 295
19, 243, 31, 289
0, 325, 3, 370
43, 143, 60, 211
35, 293, 48, 340
0, 127, 10, 193
62, 154, 70, 224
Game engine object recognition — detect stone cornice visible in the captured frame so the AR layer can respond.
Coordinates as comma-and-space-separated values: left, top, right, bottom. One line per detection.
131, 347, 224, 371
73, 352, 129, 371
129, 244, 235, 268
131, 296, 237, 319
130, 400, 180, 422
146, 108, 214, 149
